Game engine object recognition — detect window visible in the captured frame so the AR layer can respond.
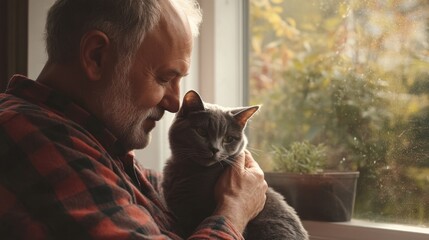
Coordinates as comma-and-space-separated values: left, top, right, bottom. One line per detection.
247, 0, 429, 229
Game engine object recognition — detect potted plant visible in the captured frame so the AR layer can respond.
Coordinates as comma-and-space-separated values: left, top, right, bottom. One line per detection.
265, 141, 359, 222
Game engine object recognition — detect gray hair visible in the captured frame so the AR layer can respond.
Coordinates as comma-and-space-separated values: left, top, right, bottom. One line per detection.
45, 0, 202, 64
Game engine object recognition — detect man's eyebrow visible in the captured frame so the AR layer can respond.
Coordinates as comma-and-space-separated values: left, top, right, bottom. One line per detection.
169, 69, 189, 77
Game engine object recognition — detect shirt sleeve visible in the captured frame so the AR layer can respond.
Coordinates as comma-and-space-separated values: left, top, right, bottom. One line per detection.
0, 112, 243, 240
191, 216, 244, 240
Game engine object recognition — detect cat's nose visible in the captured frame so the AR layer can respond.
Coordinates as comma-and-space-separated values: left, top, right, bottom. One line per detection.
210, 147, 219, 155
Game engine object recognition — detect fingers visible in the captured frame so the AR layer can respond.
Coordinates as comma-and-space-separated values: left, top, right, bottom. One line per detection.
214, 149, 269, 231
235, 150, 257, 168
243, 150, 258, 168
234, 151, 246, 167
242, 150, 264, 176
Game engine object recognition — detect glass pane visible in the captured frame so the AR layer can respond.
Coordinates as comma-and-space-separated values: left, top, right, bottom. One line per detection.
248, 0, 429, 226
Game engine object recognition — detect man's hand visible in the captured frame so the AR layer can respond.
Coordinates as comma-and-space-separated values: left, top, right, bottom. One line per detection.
213, 150, 268, 233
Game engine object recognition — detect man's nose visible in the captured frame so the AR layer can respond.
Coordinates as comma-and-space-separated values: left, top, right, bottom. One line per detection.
160, 81, 180, 113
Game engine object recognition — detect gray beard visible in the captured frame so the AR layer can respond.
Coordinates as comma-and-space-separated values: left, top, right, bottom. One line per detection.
99, 70, 158, 150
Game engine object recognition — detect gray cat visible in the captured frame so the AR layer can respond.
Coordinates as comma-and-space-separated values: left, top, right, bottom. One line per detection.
162, 90, 309, 240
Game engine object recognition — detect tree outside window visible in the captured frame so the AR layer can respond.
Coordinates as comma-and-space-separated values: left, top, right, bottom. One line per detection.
248, 0, 429, 226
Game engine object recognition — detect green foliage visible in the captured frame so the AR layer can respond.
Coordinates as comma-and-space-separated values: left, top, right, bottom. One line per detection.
272, 141, 326, 174
249, 0, 429, 225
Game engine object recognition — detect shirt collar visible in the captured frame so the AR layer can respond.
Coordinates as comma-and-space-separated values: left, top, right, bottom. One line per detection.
6, 75, 130, 157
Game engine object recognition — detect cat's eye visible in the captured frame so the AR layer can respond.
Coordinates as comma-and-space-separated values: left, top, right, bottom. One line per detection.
195, 127, 208, 137
224, 136, 236, 144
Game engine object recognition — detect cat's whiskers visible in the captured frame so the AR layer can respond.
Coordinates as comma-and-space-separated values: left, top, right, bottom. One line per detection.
223, 157, 252, 175
246, 147, 263, 157
217, 160, 225, 168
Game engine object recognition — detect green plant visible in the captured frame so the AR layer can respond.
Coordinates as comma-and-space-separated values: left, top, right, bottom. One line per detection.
272, 141, 326, 174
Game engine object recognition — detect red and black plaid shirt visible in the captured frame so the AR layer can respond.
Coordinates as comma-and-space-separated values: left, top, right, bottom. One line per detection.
0, 75, 243, 240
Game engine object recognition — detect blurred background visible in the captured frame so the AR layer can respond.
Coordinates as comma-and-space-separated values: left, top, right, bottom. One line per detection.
247, 0, 429, 227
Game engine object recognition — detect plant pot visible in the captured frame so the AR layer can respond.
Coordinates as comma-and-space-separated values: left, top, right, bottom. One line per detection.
265, 171, 359, 222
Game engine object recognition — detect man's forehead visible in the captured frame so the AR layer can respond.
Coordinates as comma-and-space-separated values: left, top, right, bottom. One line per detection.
156, 0, 192, 45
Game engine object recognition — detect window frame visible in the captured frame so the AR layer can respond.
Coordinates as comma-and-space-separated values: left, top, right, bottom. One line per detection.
302, 220, 429, 240
1, 0, 28, 91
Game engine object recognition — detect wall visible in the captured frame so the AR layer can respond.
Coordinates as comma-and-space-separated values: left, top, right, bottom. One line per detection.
28, 0, 54, 79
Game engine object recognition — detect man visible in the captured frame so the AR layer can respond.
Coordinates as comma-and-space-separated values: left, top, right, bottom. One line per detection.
0, 0, 268, 239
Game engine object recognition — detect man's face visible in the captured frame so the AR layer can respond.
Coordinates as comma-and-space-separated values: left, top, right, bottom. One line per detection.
101, 1, 193, 150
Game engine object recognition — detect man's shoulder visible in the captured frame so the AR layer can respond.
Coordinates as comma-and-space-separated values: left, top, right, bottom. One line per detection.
0, 93, 111, 167
0, 92, 62, 123
0, 92, 96, 147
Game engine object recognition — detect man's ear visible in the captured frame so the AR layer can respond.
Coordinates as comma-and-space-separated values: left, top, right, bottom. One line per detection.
80, 30, 111, 81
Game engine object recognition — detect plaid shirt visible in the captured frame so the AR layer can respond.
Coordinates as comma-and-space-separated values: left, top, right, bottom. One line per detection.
0, 75, 243, 240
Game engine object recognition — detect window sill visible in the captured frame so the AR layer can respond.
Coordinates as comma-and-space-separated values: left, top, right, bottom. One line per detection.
302, 219, 429, 240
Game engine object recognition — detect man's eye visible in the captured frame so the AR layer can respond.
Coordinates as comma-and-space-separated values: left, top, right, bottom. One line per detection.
158, 76, 174, 83
159, 73, 179, 83
195, 128, 208, 137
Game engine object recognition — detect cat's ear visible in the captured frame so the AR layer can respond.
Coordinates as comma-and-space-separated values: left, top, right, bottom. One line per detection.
232, 105, 260, 128
178, 90, 205, 117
